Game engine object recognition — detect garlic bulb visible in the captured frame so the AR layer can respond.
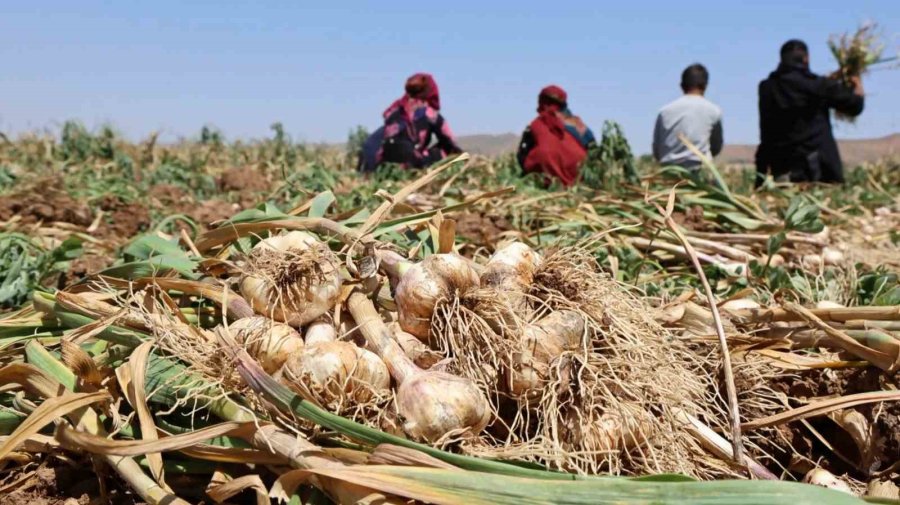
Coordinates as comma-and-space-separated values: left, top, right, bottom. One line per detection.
481, 242, 543, 294
564, 408, 653, 456
481, 242, 543, 323
228, 316, 303, 373
305, 319, 338, 345
286, 342, 390, 405
348, 292, 490, 442
394, 254, 480, 340
822, 247, 844, 266
508, 310, 584, 401
284, 320, 390, 406
803, 468, 854, 495
240, 231, 341, 327
394, 369, 490, 441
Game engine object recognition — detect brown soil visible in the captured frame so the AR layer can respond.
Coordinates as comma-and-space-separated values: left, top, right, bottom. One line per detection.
671, 205, 712, 231
147, 183, 189, 207
218, 167, 270, 193
64, 254, 113, 285
455, 211, 512, 249
0, 180, 92, 226
188, 199, 239, 227
3, 460, 144, 505
770, 367, 900, 479
93, 195, 150, 239
148, 183, 236, 227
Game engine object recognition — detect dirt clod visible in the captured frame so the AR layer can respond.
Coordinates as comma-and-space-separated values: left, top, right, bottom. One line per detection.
93, 195, 150, 239
0, 180, 92, 226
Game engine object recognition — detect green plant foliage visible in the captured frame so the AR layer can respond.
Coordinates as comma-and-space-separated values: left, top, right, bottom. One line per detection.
0, 233, 83, 308
582, 120, 638, 188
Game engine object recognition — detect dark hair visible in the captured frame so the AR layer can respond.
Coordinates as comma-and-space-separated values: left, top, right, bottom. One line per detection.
680, 63, 709, 92
780, 39, 809, 65
405, 74, 429, 98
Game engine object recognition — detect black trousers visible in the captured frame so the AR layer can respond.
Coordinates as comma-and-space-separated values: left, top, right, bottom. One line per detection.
381, 136, 443, 169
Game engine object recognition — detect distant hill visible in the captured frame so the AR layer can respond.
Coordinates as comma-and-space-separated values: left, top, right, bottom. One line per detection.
457, 133, 520, 157
456, 132, 900, 166
718, 133, 900, 167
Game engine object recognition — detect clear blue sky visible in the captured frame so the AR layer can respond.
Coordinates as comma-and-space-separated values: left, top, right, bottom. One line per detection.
1, 1, 897, 154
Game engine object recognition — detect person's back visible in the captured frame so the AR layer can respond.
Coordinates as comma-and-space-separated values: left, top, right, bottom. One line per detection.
755, 40, 864, 185
517, 85, 591, 187
379, 73, 461, 170
653, 63, 723, 170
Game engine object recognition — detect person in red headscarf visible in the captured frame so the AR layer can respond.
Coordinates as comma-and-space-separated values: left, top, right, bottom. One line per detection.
359, 73, 462, 172
516, 85, 595, 186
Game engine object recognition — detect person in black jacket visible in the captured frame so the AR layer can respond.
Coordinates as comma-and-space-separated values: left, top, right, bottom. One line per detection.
755, 40, 865, 186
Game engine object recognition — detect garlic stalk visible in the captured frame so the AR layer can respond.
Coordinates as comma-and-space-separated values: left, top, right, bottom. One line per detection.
347, 291, 490, 442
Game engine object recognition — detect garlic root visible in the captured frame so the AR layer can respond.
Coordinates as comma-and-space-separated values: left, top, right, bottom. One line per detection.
394, 254, 480, 340
240, 231, 342, 327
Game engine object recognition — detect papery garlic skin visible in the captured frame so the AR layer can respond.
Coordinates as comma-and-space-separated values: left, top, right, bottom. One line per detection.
305, 319, 337, 345
481, 242, 543, 320
347, 291, 492, 442
822, 247, 844, 266
508, 310, 584, 400
482, 242, 543, 291
395, 370, 491, 442
803, 468, 854, 495
240, 231, 342, 327
229, 316, 303, 373
395, 254, 479, 340
286, 340, 390, 405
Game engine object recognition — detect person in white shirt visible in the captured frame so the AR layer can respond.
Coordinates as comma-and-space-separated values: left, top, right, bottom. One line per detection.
653, 63, 723, 172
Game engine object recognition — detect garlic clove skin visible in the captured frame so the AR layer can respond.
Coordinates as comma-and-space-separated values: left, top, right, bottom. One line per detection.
822, 247, 844, 266
395, 254, 480, 340
286, 341, 390, 405
482, 241, 543, 290
395, 370, 491, 442
305, 319, 337, 345
803, 468, 854, 495
564, 408, 654, 459
240, 231, 342, 327
481, 242, 543, 321
720, 298, 760, 312
228, 316, 303, 373
509, 310, 584, 400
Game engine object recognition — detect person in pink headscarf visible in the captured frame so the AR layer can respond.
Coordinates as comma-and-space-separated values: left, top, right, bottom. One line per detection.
360, 73, 462, 172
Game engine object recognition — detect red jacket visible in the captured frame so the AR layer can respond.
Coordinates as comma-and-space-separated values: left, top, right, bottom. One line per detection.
521, 116, 587, 187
